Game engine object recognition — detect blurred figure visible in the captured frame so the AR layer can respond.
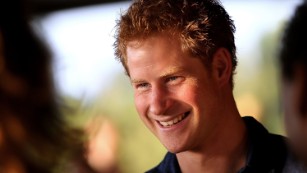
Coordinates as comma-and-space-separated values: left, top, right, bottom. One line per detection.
85, 115, 120, 173
279, 1, 307, 172
0, 0, 91, 172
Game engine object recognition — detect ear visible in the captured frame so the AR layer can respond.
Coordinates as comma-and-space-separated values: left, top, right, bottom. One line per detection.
211, 48, 232, 87
294, 66, 307, 116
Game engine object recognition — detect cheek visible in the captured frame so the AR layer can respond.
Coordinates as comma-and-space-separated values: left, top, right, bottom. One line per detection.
284, 113, 298, 141
286, 116, 307, 159
134, 94, 148, 118
183, 91, 200, 107
180, 84, 210, 108
282, 84, 296, 133
177, 81, 200, 101
281, 84, 306, 152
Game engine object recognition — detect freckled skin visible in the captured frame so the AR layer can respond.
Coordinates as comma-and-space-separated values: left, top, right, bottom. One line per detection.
126, 34, 226, 153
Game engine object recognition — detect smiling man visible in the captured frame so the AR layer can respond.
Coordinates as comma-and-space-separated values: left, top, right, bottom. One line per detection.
114, 0, 288, 172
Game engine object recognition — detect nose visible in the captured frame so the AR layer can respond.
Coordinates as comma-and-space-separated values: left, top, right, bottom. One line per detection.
149, 86, 170, 115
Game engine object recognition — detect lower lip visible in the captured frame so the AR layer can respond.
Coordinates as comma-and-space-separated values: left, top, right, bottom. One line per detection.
157, 113, 190, 131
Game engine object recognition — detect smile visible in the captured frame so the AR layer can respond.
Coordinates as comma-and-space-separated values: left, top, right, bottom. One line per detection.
158, 111, 190, 127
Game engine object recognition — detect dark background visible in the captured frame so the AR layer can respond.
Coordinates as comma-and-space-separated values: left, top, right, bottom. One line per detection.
29, 0, 130, 15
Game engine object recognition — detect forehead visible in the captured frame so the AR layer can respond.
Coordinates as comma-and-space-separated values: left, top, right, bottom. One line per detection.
126, 33, 207, 67
126, 34, 182, 62
126, 34, 208, 78
123, 32, 182, 66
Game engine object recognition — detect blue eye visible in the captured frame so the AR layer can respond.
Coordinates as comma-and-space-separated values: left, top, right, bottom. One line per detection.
167, 76, 178, 82
137, 83, 149, 88
134, 83, 151, 92
166, 76, 184, 85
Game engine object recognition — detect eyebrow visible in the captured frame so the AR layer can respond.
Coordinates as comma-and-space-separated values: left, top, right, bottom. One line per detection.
160, 66, 183, 77
130, 78, 145, 84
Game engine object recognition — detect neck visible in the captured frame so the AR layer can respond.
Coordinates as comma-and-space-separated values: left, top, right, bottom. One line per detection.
177, 94, 248, 173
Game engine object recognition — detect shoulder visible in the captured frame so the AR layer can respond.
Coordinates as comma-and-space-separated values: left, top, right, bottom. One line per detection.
243, 116, 287, 147
243, 116, 287, 145
242, 116, 288, 172
145, 152, 181, 173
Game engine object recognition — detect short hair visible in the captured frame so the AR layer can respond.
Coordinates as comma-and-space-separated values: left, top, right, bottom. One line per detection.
114, 0, 237, 85
279, 1, 307, 80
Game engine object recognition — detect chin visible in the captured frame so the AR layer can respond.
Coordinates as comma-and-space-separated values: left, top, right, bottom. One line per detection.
166, 148, 181, 154
163, 142, 188, 154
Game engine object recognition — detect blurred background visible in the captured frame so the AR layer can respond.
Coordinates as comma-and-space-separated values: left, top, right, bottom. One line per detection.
26, 0, 301, 172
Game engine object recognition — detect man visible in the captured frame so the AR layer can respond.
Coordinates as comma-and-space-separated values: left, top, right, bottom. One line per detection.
114, 0, 287, 172
278, 1, 307, 172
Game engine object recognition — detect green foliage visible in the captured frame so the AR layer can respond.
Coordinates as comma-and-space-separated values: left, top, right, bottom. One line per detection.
234, 22, 287, 135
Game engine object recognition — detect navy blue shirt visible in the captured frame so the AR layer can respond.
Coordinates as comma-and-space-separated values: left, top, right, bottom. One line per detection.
146, 116, 288, 173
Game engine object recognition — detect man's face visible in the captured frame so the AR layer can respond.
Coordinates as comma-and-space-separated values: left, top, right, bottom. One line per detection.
282, 72, 307, 164
126, 34, 223, 153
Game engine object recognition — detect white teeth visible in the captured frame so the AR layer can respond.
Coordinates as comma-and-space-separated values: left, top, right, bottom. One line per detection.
160, 121, 169, 126
159, 113, 186, 127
